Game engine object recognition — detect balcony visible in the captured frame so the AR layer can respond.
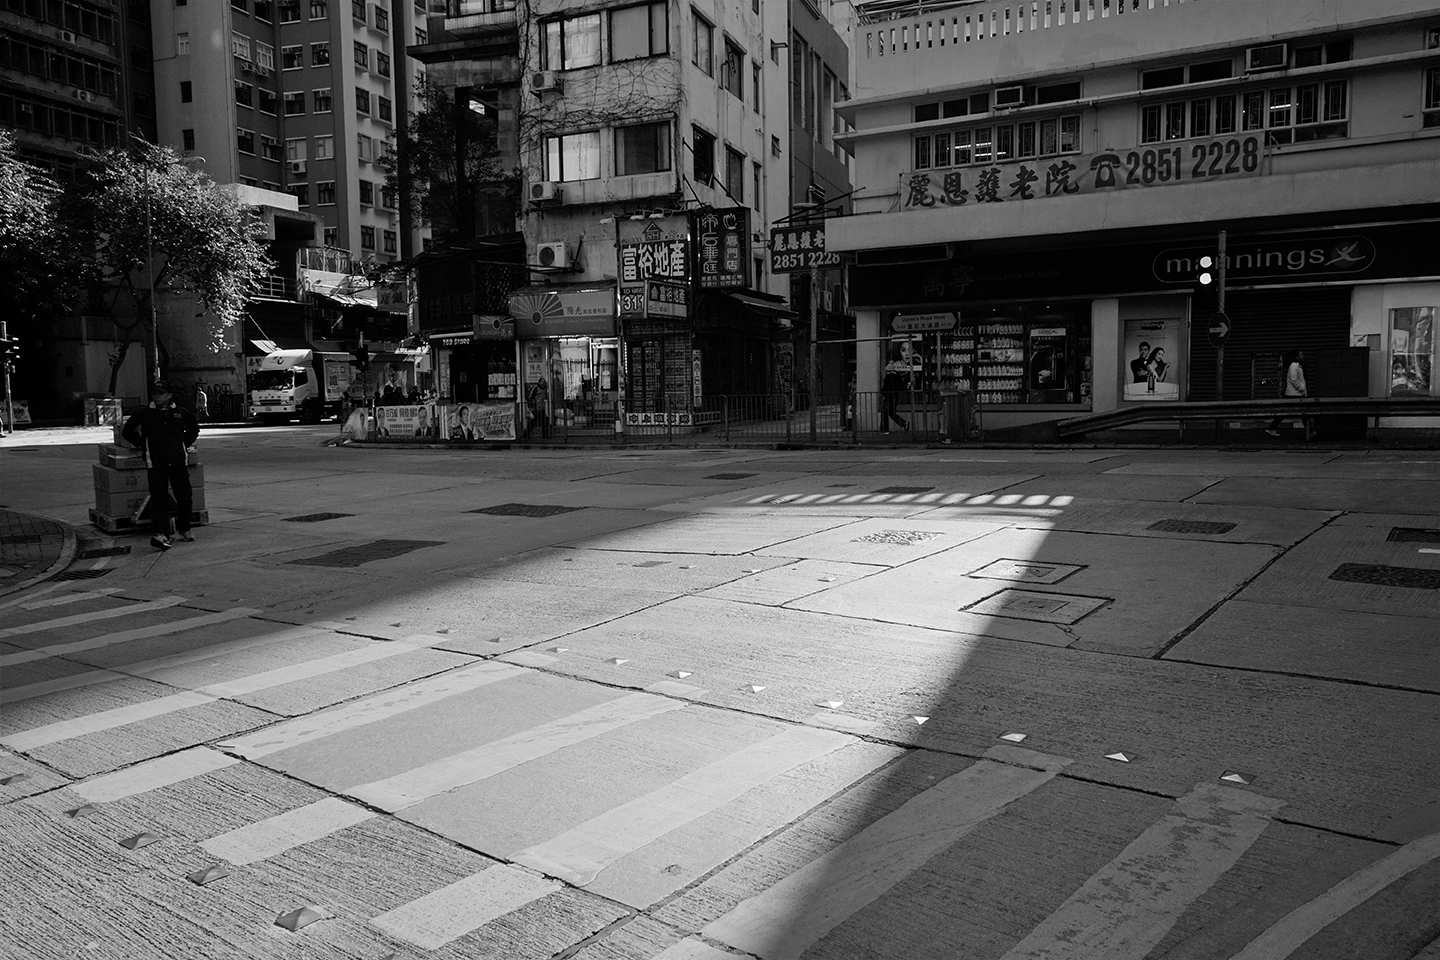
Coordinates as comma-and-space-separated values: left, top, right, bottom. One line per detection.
444, 0, 518, 39
252, 273, 300, 300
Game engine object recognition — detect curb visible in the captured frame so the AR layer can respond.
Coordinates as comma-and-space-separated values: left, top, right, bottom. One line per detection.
0, 515, 78, 600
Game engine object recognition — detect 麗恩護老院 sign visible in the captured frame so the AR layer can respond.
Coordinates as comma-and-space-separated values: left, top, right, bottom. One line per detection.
892, 312, 958, 332
770, 224, 841, 273
645, 280, 688, 319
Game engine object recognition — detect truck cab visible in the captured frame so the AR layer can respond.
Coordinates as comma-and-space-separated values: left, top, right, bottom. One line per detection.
246, 349, 349, 423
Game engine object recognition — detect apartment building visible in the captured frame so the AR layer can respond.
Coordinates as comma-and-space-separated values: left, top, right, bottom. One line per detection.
832, 0, 1440, 432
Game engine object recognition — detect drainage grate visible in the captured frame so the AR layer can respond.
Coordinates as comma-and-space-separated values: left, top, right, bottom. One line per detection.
873, 486, 934, 495
705, 473, 757, 480
1388, 528, 1440, 543
467, 503, 585, 518
287, 540, 445, 568
852, 529, 944, 547
1147, 519, 1238, 535
54, 568, 113, 581
77, 546, 131, 559
284, 512, 354, 523
1329, 563, 1440, 590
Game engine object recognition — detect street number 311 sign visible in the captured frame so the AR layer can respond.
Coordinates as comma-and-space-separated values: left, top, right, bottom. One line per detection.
770, 224, 842, 274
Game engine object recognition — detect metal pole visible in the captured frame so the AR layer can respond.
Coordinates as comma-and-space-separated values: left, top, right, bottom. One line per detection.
147, 165, 160, 382
1, 321, 12, 434
1215, 230, 1226, 403
809, 263, 819, 441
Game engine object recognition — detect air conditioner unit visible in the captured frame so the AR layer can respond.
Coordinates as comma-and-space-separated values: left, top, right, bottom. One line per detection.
60, 30, 76, 43
290, 160, 307, 174
1428, 27, 1440, 49
993, 85, 1026, 109
240, 60, 254, 72
529, 180, 561, 203
529, 71, 561, 94
1245, 43, 1288, 72
80, 91, 96, 102
536, 241, 568, 269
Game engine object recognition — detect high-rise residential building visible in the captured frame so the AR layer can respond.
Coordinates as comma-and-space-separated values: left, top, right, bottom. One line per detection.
149, 0, 426, 265
0, 0, 157, 177
834, 0, 1440, 435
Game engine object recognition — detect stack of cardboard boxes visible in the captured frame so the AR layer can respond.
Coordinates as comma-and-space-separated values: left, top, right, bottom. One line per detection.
89, 430, 206, 535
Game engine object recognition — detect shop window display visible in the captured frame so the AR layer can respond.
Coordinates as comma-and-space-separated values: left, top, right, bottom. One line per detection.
1391, 307, 1434, 397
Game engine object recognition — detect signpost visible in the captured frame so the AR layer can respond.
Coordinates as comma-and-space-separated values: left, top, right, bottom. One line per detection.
1207, 311, 1231, 349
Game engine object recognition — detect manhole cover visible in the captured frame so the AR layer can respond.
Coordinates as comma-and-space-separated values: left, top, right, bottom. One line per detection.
873, 486, 934, 495
1329, 563, 1440, 590
963, 588, 1108, 624
468, 504, 585, 518
969, 559, 1084, 585
706, 473, 757, 480
54, 568, 113, 581
1148, 519, 1238, 535
288, 540, 444, 568
1388, 528, 1440, 543
852, 530, 944, 547
284, 512, 354, 523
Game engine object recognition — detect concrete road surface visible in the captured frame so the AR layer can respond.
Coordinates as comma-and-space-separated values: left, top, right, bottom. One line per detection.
2, 426, 1439, 959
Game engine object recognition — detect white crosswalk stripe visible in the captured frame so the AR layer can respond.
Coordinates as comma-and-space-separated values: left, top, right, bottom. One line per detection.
368, 863, 560, 949
0, 596, 187, 640
0, 605, 259, 667
200, 797, 375, 865
66, 746, 238, 803
8, 587, 124, 611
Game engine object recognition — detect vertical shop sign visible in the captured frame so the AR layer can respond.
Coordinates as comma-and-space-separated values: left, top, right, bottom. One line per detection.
692, 349, 703, 405
693, 207, 750, 290
1122, 318, 1182, 401
618, 216, 690, 317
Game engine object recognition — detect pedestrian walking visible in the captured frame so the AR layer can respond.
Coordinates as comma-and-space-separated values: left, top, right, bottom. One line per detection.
1266, 349, 1311, 439
525, 377, 551, 439
881, 360, 909, 433
121, 380, 199, 550
193, 383, 209, 422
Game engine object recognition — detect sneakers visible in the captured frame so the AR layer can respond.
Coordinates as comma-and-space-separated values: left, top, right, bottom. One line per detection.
176, 532, 195, 542
150, 535, 172, 551
1264, 429, 1281, 437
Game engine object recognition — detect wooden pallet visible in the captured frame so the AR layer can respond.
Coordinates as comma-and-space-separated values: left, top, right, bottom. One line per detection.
89, 509, 209, 536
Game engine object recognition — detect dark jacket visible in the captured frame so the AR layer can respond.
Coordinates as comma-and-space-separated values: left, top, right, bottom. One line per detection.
122, 402, 199, 467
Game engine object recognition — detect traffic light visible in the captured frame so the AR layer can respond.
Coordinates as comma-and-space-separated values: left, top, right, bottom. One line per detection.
0, 322, 16, 369
351, 344, 369, 369
1197, 254, 1215, 287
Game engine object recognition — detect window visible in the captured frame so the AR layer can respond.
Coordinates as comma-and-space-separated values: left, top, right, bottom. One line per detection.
279, 1, 300, 21
376, 51, 390, 76
914, 113, 1082, 169
286, 138, 306, 161
259, 89, 277, 113
360, 225, 375, 249
282, 45, 303, 69
752, 160, 761, 212
378, 95, 391, 122
383, 229, 397, 253
232, 0, 247, 10
357, 133, 372, 161
324, 226, 338, 245
311, 41, 330, 65
1143, 82, 1348, 145
415, 26, 426, 43
284, 91, 305, 114
314, 87, 332, 112
615, 120, 671, 175
1425, 67, 1440, 127
724, 146, 744, 203
721, 38, 744, 99
310, 0, 328, 18
352, 0, 366, 20
541, 13, 600, 70
237, 128, 255, 153
771, 134, 781, 157
381, 185, 396, 209
692, 125, 715, 183
176, 32, 189, 55
752, 63, 761, 112
180, 81, 192, 102
692, 11, 713, 76
610, 2, 667, 62
255, 0, 272, 21
234, 80, 253, 107
288, 184, 308, 206
375, 5, 388, 30
255, 42, 274, 71
232, 32, 251, 61
355, 89, 370, 114
1141, 58, 1232, 89
317, 180, 336, 204
354, 41, 368, 70
182, 128, 195, 150
314, 134, 334, 158
359, 179, 374, 204
261, 135, 281, 160
543, 130, 601, 181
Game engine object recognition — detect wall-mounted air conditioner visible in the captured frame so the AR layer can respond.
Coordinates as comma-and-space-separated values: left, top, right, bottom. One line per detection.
529, 71, 561, 94
290, 160, 307, 174
240, 60, 254, 73
529, 181, 561, 203
1245, 43, 1287, 72
536, 241, 569, 268
993, 85, 1025, 109
60, 30, 77, 43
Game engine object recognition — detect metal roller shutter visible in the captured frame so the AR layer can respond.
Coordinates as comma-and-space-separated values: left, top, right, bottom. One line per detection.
1187, 287, 1352, 401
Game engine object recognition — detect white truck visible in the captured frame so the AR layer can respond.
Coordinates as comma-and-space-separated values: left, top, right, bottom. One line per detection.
246, 349, 352, 423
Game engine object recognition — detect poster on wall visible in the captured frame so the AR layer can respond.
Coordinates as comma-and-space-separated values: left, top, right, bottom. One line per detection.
376, 404, 439, 439
440, 402, 517, 441
1027, 327, 1071, 403
1122, 318, 1181, 401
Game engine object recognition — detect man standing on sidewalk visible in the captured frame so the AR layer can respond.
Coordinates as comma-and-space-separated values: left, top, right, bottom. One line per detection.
122, 380, 199, 550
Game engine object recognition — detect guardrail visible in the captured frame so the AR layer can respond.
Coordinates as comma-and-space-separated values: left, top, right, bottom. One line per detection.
1056, 397, 1440, 440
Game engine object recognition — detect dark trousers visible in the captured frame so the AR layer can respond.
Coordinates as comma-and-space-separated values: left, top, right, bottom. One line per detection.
147, 465, 192, 535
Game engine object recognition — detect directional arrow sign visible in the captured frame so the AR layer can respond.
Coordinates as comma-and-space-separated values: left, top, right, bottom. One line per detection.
1208, 310, 1231, 349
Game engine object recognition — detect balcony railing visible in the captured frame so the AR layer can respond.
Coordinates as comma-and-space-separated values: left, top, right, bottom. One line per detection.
252, 274, 299, 300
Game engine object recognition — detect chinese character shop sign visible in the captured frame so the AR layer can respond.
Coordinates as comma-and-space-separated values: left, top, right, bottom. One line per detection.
901, 134, 1262, 211
769, 224, 842, 274
694, 207, 750, 289
618, 216, 689, 317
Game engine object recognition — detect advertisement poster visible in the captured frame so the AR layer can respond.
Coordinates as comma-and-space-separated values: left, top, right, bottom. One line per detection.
1123, 318, 1181, 401
376, 404, 439, 439
440, 402, 517, 441
1027, 327, 1071, 403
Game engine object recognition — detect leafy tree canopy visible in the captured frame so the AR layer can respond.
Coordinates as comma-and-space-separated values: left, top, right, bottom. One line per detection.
0, 131, 74, 329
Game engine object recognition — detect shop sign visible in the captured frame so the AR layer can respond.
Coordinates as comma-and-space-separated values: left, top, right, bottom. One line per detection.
892, 312, 958, 332
619, 215, 690, 316
901, 134, 1262, 211
472, 314, 515, 339
770, 224, 841, 273
508, 287, 616, 338
693, 349, 703, 404
377, 280, 410, 314
694, 207, 750, 289
1153, 236, 1376, 284
625, 411, 694, 427
645, 280, 689, 319
432, 332, 473, 347
439, 401, 517, 441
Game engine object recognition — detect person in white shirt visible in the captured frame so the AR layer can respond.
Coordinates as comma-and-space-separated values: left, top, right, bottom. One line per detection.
1266, 350, 1309, 438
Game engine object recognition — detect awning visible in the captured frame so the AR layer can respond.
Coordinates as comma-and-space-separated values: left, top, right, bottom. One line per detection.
727, 292, 799, 320
247, 337, 315, 356
249, 349, 313, 371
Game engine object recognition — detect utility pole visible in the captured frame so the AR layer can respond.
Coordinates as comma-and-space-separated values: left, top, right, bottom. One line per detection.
0, 321, 14, 434
1215, 230, 1227, 402
809, 259, 819, 441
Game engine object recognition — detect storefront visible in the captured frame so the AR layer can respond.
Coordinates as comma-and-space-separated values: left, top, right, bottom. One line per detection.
508, 283, 619, 434
430, 321, 517, 406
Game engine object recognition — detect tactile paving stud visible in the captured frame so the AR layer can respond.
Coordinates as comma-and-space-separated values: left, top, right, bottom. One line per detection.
1105, 752, 1135, 763
911, 716, 930, 725
549, 647, 568, 653
389, 623, 402, 627
65, 804, 100, 819
816, 700, 844, 709
999, 732, 1028, 743
0, 773, 29, 786
746, 685, 766, 693
742, 568, 761, 574
610, 658, 629, 666
187, 864, 230, 886
1220, 771, 1254, 785
119, 832, 161, 850
274, 906, 326, 931
670, 671, 693, 679
436, 628, 450, 634
819, 576, 837, 582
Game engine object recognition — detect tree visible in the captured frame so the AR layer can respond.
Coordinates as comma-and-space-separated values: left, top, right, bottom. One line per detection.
380, 79, 518, 242
0, 131, 75, 333
68, 140, 272, 393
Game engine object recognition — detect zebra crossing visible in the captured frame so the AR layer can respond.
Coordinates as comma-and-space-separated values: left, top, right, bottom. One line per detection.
1, 589, 1436, 959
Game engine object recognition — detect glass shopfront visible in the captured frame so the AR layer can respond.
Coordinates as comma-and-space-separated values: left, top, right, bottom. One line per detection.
1390, 306, 1435, 397
520, 337, 620, 431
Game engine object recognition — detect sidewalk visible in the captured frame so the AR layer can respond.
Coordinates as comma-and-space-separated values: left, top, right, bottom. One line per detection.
0, 508, 75, 597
